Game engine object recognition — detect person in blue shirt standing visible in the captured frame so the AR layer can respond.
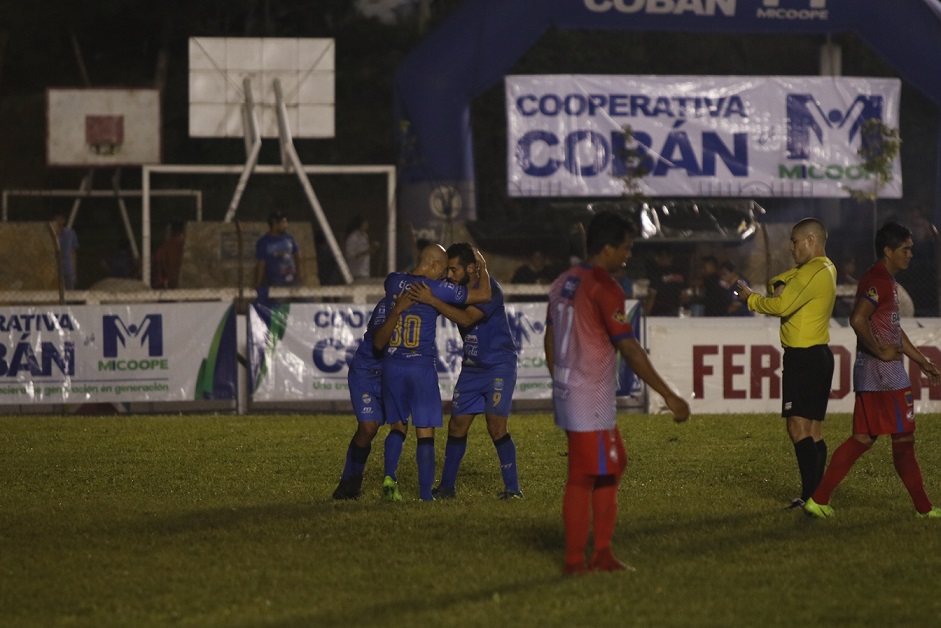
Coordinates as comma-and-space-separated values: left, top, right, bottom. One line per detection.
376, 243, 492, 502
408, 242, 522, 500
52, 213, 79, 290
332, 293, 415, 500
254, 211, 300, 288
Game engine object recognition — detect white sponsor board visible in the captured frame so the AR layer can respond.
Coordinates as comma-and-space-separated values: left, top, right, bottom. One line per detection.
0, 303, 236, 404
506, 75, 902, 198
249, 301, 647, 405
249, 302, 553, 402
645, 317, 941, 414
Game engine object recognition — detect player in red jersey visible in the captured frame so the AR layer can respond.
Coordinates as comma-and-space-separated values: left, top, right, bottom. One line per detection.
805, 221, 941, 519
544, 210, 691, 575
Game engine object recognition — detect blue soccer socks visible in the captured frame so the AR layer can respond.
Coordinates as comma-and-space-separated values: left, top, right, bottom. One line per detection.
495, 433, 520, 494
416, 437, 435, 501
439, 435, 468, 493
384, 429, 406, 481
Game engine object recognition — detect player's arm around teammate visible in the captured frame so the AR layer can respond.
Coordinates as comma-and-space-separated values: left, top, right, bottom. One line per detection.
408, 282, 483, 328
372, 293, 415, 352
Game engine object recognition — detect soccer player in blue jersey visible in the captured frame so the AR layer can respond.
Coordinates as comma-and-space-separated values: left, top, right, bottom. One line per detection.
408, 242, 522, 500
376, 243, 493, 501
332, 294, 415, 500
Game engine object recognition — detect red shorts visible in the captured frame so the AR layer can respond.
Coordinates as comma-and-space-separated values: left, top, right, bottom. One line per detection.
853, 389, 915, 436
566, 428, 627, 478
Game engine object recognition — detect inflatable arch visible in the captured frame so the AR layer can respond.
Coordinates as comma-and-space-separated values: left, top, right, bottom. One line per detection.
394, 0, 941, 237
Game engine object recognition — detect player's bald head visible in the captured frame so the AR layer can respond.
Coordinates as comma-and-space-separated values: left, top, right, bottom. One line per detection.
793, 218, 827, 244
419, 243, 447, 266
416, 243, 448, 279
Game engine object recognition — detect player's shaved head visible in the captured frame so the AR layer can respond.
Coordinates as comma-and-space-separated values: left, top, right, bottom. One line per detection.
419, 243, 447, 266
794, 218, 827, 244
415, 243, 448, 279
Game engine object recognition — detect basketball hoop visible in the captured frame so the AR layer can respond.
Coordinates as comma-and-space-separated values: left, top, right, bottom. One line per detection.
85, 114, 124, 156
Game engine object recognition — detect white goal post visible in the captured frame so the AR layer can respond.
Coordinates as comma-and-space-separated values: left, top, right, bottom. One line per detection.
141, 164, 397, 288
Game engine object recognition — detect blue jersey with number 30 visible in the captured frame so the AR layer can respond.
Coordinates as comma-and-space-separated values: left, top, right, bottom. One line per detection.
382, 271, 468, 367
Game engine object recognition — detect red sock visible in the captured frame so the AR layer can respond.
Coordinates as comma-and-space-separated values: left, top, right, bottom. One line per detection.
591, 475, 619, 554
563, 472, 594, 567
812, 437, 870, 504
892, 438, 933, 513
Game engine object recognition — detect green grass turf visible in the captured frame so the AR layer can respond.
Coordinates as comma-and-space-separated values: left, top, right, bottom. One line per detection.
2, 412, 941, 627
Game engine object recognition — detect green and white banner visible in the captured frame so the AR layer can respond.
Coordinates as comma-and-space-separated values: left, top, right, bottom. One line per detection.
0, 303, 237, 404
248, 302, 556, 402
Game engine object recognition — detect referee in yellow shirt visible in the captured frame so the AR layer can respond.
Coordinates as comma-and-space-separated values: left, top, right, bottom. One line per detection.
735, 218, 837, 508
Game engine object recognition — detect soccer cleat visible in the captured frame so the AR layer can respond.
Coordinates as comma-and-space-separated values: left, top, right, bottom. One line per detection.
498, 490, 524, 500
331, 474, 363, 500
803, 498, 834, 519
563, 562, 591, 577
589, 548, 635, 573
915, 506, 941, 519
431, 486, 456, 500
382, 476, 402, 502
786, 498, 806, 510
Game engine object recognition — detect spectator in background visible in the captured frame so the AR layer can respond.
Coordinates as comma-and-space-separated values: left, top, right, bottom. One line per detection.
833, 254, 859, 318
511, 250, 554, 285
154, 221, 185, 289
511, 250, 556, 303
701, 256, 726, 316
51, 213, 78, 290
344, 215, 380, 281
102, 239, 139, 280
720, 261, 753, 317
895, 205, 939, 316
255, 211, 300, 288
644, 248, 687, 316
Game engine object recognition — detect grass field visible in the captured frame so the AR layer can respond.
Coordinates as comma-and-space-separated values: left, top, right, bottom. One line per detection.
3, 411, 941, 627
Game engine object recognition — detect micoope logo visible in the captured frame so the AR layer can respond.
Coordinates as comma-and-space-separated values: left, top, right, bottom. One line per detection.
757, 0, 829, 21
99, 314, 168, 372
786, 93, 883, 159
102, 314, 164, 357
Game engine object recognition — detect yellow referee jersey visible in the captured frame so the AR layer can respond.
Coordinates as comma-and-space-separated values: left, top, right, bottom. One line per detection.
747, 256, 836, 348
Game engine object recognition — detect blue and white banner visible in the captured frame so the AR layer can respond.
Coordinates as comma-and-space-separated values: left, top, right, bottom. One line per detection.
0, 303, 237, 404
506, 75, 902, 198
248, 301, 646, 405
247, 302, 552, 402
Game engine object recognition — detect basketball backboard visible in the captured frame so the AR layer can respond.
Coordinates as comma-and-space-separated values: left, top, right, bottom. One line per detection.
46, 88, 162, 166
188, 37, 335, 139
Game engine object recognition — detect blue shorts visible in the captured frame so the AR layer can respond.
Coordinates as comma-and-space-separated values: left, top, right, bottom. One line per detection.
348, 366, 384, 424
381, 360, 443, 429
451, 364, 516, 418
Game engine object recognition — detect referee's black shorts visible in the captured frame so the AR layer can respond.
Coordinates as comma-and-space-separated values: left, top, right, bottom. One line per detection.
782, 344, 834, 421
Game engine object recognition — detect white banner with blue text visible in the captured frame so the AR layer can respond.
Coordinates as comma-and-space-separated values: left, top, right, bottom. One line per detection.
0, 303, 237, 404
506, 75, 902, 198
248, 301, 645, 404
